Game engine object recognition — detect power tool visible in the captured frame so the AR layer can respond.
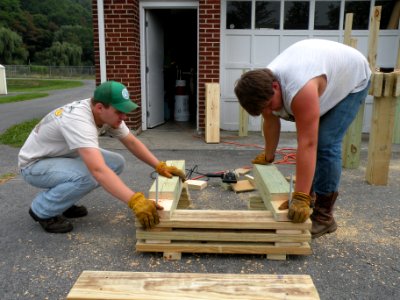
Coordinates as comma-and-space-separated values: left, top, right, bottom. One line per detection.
205, 170, 239, 183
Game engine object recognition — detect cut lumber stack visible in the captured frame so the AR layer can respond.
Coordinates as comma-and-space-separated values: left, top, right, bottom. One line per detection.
135, 160, 311, 260
67, 271, 320, 300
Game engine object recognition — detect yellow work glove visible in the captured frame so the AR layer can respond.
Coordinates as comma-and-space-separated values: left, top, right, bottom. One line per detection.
287, 192, 312, 223
128, 192, 159, 229
156, 161, 186, 181
252, 152, 274, 165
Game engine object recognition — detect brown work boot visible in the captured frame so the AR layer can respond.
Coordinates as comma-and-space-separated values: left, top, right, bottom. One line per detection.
310, 192, 338, 239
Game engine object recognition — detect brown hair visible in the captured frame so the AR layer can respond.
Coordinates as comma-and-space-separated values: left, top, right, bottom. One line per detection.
91, 98, 110, 108
234, 69, 276, 116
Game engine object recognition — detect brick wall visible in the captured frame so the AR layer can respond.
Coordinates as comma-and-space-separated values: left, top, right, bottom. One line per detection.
93, 0, 221, 132
93, 0, 142, 131
198, 0, 221, 131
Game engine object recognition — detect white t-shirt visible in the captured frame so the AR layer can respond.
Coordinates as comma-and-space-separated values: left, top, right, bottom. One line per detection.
267, 39, 371, 120
18, 98, 130, 168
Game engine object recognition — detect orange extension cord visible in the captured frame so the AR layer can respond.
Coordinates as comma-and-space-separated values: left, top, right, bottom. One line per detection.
187, 135, 297, 180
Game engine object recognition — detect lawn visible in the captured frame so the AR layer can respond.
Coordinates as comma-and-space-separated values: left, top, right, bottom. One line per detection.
0, 79, 84, 104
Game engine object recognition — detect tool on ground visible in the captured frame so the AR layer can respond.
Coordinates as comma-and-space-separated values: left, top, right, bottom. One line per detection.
155, 173, 159, 205
288, 173, 293, 207
205, 170, 239, 184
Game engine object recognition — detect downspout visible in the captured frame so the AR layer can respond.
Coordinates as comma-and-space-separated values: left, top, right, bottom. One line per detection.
97, 0, 107, 82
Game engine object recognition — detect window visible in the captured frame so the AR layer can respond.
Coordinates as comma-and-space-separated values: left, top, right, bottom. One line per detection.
376, 0, 399, 29
255, 1, 280, 29
226, 1, 252, 29
284, 1, 310, 29
314, 1, 341, 29
344, 0, 370, 29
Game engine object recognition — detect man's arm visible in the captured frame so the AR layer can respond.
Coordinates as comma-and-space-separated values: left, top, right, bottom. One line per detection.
120, 133, 159, 168
261, 111, 281, 162
78, 147, 134, 204
291, 78, 321, 194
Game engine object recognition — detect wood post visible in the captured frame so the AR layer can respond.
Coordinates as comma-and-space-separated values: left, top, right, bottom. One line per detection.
393, 39, 400, 144
366, 71, 400, 185
238, 69, 249, 136
205, 83, 220, 143
342, 12, 365, 169
365, 6, 400, 185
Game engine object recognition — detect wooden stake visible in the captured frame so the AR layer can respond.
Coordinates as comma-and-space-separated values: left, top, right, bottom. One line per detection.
205, 83, 220, 143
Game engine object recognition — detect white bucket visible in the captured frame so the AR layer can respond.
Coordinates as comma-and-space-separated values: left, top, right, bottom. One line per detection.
174, 95, 190, 122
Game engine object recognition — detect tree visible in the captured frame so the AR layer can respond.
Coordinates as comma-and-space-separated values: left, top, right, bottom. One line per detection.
0, 27, 28, 64
35, 41, 82, 66
54, 25, 93, 65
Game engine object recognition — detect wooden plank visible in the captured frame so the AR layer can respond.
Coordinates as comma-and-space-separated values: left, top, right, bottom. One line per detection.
136, 241, 312, 256
372, 72, 384, 97
239, 105, 249, 136
367, 6, 381, 71
343, 13, 353, 46
231, 179, 255, 193
185, 179, 207, 190
252, 164, 290, 221
383, 72, 395, 97
137, 228, 311, 243
205, 83, 220, 143
67, 271, 320, 300
366, 93, 397, 185
148, 160, 185, 217
342, 37, 365, 169
136, 210, 311, 230
238, 69, 249, 137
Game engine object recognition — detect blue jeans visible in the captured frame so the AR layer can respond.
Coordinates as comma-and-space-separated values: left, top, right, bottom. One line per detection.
21, 149, 125, 219
312, 82, 370, 195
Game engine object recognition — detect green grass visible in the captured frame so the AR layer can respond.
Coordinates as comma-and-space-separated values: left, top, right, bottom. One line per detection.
0, 79, 84, 104
0, 118, 41, 147
0, 93, 49, 104
7, 79, 84, 92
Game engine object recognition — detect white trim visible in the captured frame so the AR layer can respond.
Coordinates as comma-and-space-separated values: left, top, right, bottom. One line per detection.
139, 0, 199, 131
97, 0, 107, 82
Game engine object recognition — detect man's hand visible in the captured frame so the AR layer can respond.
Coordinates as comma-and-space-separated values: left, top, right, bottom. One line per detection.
156, 161, 186, 181
252, 152, 274, 165
128, 193, 160, 229
287, 192, 312, 223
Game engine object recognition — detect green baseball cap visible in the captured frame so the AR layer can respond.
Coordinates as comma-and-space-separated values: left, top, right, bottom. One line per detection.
94, 81, 138, 113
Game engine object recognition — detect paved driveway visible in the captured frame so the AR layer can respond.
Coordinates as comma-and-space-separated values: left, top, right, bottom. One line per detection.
0, 79, 95, 133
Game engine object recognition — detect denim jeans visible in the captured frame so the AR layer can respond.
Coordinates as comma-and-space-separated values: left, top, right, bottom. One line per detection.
21, 149, 125, 219
312, 82, 370, 195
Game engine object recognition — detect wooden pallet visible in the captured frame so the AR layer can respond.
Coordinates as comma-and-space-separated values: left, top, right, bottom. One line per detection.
67, 271, 320, 300
137, 160, 312, 260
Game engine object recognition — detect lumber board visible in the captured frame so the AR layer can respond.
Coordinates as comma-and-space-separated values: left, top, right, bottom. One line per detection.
67, 271, 320, 300
185, 179, 207, 190
253, 164, 290, 221
137, 228, 311, 243
205, 83, 220, 143
367, 6, 381, 71
231, 179, 255, 193
239, 105, 249, 136
137, 209, 311, 230
136, 240, 312, 256
342, 36, 365, 169
148, 160, 185, 216
366, 86, 398, 185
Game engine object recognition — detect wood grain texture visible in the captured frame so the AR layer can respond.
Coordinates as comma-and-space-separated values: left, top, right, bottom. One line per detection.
205, 83, 220, 143
67, 271, 320, 300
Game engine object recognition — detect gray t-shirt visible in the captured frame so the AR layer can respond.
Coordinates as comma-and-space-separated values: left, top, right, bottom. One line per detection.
18, 98, 130, 168
267, 39, 371, 120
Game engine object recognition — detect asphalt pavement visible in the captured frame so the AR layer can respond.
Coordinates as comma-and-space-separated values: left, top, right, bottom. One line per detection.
0, 83, 399, 299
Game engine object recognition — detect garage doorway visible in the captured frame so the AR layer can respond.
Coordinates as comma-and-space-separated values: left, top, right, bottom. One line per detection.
141, 7, 198, 129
